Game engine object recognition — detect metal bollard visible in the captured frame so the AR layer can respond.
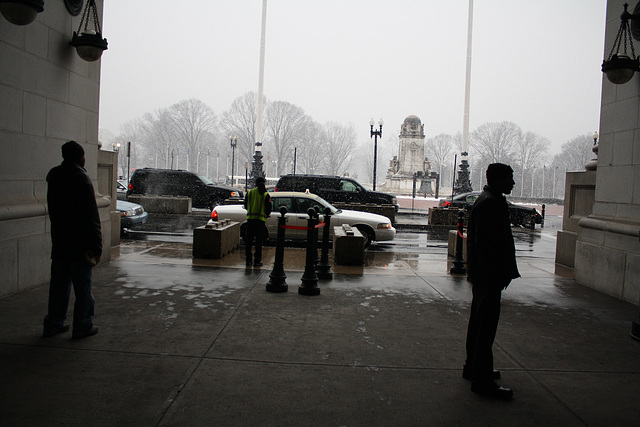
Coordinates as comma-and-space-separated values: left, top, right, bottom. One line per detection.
450, 210, 467, 274
266, 206, 288, 293
313, 205, 321, 266
299, 208, 320, 295
316, 207, 333, 280
541, 203, 546, 228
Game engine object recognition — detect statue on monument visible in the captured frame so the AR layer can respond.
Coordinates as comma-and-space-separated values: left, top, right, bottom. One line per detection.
381, 115, 439, 196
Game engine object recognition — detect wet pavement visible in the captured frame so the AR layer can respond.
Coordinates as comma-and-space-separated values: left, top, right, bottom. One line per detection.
1, 211, 639, 426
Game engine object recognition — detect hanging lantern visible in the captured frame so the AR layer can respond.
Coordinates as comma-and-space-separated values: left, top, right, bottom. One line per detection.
0, 0, 43, 25
601, 3, 640, 85
69, 0, 107, 62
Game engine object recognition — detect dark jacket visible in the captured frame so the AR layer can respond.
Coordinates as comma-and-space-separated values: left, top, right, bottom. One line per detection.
47, 160, 102, 261
466, 185, 520, 289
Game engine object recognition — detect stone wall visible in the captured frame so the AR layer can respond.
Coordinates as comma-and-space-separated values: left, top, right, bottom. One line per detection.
568, 0, 640, 305
555, 171, 596, 270
0, 1, 110, 297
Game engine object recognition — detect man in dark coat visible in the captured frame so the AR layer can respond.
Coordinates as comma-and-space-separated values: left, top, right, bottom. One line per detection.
463, 163, 520, 399
43, 141, 102, 339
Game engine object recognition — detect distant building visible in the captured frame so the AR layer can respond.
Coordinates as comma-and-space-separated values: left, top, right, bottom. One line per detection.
382, 115, 438, 196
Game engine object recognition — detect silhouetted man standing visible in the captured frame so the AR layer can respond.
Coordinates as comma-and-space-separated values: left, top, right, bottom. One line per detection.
464, 163, 520, 399
43, 141, 101, 339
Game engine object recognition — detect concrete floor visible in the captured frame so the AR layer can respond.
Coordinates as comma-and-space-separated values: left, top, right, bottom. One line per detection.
1, 232, 639, 426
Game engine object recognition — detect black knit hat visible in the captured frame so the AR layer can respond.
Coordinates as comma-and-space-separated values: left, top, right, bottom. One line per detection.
61, 140, 84, 164
486, 163, 513, 184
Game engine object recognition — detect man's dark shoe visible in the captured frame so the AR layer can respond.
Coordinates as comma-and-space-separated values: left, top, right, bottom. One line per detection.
253, 261, 263, 267
72, 326, 99, 339
246, 260, 253, 267
462, 366, 501, 380
471, 382, 514, 400
43, 324, 70, 337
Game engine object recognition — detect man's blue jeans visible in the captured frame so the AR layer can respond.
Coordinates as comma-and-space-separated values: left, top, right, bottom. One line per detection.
44, 259, 94, 332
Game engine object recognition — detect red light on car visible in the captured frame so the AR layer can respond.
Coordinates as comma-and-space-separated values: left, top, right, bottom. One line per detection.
274, 187, 279, 192
211, 210, 218, 220
442, 201, 451, 207
128, 183, 133, 190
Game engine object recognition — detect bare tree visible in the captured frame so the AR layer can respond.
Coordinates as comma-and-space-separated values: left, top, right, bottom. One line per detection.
555, 133, 595, 172
514, 131, 549, 196
356, 131, 399, 186
167, 99, 217, 172
137, 109, 176, 169
426, 134, 453, 186
321, 122, 356, 176
115, 119, 146, 179
452, 132, 464, 154
470, 121, 521, 165
264, 100, 312, 176
219, 92, 260, 171
296, 121, 325, 175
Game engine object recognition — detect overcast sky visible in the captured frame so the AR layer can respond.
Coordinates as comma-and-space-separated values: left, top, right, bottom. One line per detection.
98, 0, 607, 155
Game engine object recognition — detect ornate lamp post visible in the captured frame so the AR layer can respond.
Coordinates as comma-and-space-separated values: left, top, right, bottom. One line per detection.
229, 136, 238, 185
369, 118, 383, 191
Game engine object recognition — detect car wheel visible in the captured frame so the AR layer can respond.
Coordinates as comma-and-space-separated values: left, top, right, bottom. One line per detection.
526, 217, 536, 229
355, 225, 374, 249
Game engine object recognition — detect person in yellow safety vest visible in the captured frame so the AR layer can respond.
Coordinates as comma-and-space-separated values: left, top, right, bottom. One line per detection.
244, 176, 272, 267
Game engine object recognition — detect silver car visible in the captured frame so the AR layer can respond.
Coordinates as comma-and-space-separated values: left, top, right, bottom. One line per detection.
210, 191, 395, 247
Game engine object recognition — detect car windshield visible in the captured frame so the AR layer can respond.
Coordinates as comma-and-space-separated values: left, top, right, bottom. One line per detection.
312, 194, 339, 214
199, 175, 214, 185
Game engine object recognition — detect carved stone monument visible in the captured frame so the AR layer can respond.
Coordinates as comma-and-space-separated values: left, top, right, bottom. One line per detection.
381, 115, 437, 195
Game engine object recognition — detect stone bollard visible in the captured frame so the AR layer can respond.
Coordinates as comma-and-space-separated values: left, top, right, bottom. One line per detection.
450, 210, 467, 274
541, 203, 546, 228
266, 206, 288, 293
316, 207, 333, 280
299, 208, 320, 296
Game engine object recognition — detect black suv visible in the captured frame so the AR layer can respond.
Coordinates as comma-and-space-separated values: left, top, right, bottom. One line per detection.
126, 168, 243, 209
275, 174, 398, 211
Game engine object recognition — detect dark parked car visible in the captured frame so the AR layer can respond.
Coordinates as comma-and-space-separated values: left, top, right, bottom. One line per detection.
275, 174, 399, 211
126, 168, 243, 209
439, 191, 542, 229
117, 200, 148, 230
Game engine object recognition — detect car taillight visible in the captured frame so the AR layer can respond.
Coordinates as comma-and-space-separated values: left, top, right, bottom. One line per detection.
442, 201, 451, 207
211, 210, 218, 220
128, 183, 133, 190
274, 187, 279, 192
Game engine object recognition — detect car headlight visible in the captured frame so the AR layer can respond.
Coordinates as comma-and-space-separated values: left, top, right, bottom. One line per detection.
377, 223, 392, 229
230, 191, 239, 197
391, 196, 398, 204
120, 210, 135, 217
